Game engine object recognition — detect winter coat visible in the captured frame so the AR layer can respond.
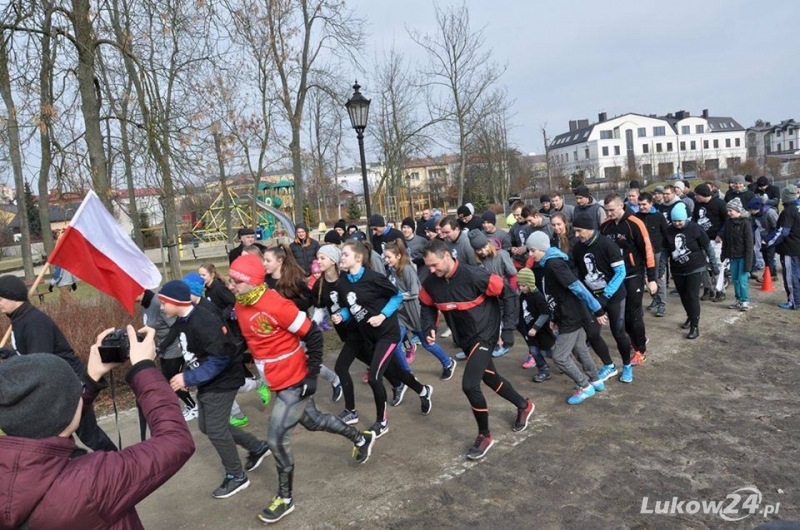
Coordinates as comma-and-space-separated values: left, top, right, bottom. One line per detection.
0, 364, 194, 529
721, 216, 754, 270
289, 224, 320, 276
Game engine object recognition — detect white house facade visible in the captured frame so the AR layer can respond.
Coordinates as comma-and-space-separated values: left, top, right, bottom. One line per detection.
549, 110, 747, 181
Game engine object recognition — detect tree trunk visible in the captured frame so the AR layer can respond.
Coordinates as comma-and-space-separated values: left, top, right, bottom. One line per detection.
120, 88, 143, 249
71, 0, 111, 209
0, 35, 34, 278
290, 126, 303, 224
213, 130, 233, 244
37, 9, 55, 253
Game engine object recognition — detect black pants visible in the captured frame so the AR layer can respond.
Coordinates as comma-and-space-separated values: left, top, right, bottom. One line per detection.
161, 357, 196, 408
674, 272, 702, 325
334, 338, 404, 413
605, 299, 632, 365
623, 276, 647, 352
76, 405, 117, 452
462, 340, 527, 436
366, 337, 423, 424
585, 321, 613, 366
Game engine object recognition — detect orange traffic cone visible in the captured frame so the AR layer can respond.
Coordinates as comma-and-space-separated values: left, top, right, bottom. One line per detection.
760, 267, 775, 292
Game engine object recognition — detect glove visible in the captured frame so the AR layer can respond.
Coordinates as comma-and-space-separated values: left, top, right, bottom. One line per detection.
0, 347, 16, 360
596, 294, 610, 310
299, 376, 317, 398
71, 283, 77, 291
48, 284, 54, 293
500, 329, 515, 348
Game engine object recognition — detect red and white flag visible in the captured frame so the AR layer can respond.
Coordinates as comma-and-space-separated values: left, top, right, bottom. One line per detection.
48, 190, 162, 314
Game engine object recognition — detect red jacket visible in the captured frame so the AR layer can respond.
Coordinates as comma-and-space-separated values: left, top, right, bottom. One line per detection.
0, 363, 194, 530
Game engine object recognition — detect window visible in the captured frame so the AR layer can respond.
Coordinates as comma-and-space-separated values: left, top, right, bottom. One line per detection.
696, 125, 704, 134
725, 138, 731, 148
726, 157, 741, 168
653, 126, 666, 136
680, 141, 686, 151
791, 141, 795, 150
642, 164, 653, 177
713, 139, 719, 148
602, 146, 609, 156
776, 130, 781, 137
789, 129, 795, 137
704, 140, 709, 149
637, 127, 646, 138
642, 144, 650, 154
573, 151, 578, 161
604, 166, 622, 180
667, 143, 673, 152
705, 159, 719, 170
614, 146, 620, 156
735, 138, 741, 147
600, 130, 613, 139
656, 143, 663, 153
410, 172, 420, 181
681, 125, 690, 135
658, 162, 674, 177
690, 141, 696, 150
585, 147, 590, 159
778, 143, 782, 152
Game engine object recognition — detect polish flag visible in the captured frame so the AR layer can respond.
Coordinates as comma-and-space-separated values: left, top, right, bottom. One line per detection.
48, 190, 162, 314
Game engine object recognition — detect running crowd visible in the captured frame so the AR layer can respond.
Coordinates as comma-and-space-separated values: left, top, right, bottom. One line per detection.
0, 175, 798, 528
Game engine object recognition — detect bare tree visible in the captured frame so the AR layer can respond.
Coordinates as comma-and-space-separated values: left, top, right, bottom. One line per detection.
410, 2, 505, 205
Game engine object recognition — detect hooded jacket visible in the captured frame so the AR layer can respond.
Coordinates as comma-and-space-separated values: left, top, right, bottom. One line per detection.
721, 215, 753, 270
575, 196, 606, 227
0, 364, 194, 529
289, 223, 320, 275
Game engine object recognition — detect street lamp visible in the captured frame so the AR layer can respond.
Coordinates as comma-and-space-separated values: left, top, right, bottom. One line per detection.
345, 81, 371, 220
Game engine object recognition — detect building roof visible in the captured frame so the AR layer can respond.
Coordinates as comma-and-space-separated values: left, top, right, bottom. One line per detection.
9, 204, 79, 229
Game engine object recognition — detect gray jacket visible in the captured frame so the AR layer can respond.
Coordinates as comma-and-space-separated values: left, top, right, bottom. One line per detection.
141, 296, 181, 360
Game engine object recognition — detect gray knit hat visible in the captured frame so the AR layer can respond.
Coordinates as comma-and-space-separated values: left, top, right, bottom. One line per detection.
468, 229, 489, 250
782, 185, 798, 204
317, 244, 342, 266
0, 354, 83, 438
726, 197, 745, 214
526, 231, 551, 252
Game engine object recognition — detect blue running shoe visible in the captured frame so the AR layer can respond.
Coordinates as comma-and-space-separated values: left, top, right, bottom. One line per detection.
567, 384, 596, 405
619, 364, 633, 383
597, 364, 618, 382
778, 302, 796, 310
492, 346, 510, 358
590, 379, 605, 392
455, 351, 467, 360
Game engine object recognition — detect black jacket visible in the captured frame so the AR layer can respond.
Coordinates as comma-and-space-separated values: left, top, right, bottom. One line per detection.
7, 302, 84, 375
289, 239, 320, 276
721, 216, 754, 271
517, 290, 556, 351
635, 210, 670, 252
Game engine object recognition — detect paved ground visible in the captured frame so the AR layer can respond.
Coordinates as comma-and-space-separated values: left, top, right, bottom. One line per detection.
99, 282, 798, 529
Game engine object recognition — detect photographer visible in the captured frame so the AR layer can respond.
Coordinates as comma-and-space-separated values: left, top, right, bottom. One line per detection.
0, 326, 195, 529
0, 274, 116, 452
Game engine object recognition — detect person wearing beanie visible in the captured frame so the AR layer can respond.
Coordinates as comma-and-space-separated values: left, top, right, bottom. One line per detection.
763, 185, 800, 309
0, 274, 117, 452
423, 218, 440, 239
346, 223, 367, 241
229, 252, 376, 522
514, 267, 555, 381
692, 182, 728, 301
419, 239, 533, 459
400, 217, 428, 280
574, 212, 636, 383
457, 204, 483, 231
754, 176, 780, 207
527, 224, 608, 405
749, 196, 779, 281
481, 210, 512, 252
635, 192, 671, 316
721, 197, 754, 311
574, 185, 606, 227
369, 213, 403, 255
324, 219, 347, 245
724, 174, 756, 206
439, 215, 479, 266
539, 194, 553, 217
0, 329, 195, 528
600, 193, 657, 364
229, 227, 257, 264
665, 201, 720, 339
161, 276, 266, 500
183, 272, 206, 298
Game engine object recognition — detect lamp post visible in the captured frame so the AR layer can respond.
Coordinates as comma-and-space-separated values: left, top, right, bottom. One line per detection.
345, 81, 372, 220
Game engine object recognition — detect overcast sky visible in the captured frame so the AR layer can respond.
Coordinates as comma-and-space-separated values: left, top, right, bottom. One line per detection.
352, 0, 799, 156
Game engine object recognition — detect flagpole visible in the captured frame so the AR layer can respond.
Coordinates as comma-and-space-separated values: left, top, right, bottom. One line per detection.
0, 260, 53, 348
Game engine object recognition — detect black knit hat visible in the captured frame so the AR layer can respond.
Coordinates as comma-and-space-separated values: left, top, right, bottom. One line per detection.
0, 275, 28, 302
238, 227, 255, 238
481, 210, 497, 225
540, 194, 551, 204
574, 185, 591, 199
0, 354, 83, 438
694, 183, 712, 198
756, 176, 769, 187
368, 214, 385, 228
334, 219, 347, 230
572, 213, 597, 230
401, 217, 415, 231
457, 205, 471, 217
158, 280, 192, 306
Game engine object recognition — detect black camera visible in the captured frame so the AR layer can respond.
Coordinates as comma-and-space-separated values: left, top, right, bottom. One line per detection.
99, 329, 146, 364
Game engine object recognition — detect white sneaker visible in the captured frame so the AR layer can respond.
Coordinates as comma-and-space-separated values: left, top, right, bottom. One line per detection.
183, 405, 199, 421
440, 328, 452, 338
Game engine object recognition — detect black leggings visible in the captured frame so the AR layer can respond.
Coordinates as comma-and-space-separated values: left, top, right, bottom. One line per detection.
335, 338, 404, 412
623, 276, 647, 352
585, 321, 613, 366
161, 357, 196, 408
268, 387, 361, 498
605, 299, 632, 365
366, 337, 423, 423
674, 272, 702, 325
462, 340, 527, 436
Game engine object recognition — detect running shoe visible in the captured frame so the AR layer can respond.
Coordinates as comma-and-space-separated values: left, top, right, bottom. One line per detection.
332, 382, 343, 403
258, 497, 295, 523
440, 328, 453, 338
405, 342, 417, 364
212, 473, 250, 499
532, 369, 551, 383
339, 409, 359, 425
466, 434, 495, 460
778, 302, 795, 310
257, 383, 271, 406
630, 350, 646, 366
182, 405, 198, 421
597, 364, 618, 382
410, 335, 422, 345
739, 302, 751, 312
352, 431, 376, 465
441, 358, 457, 380
390, 384, 407, 407
590, 379, 605, 392
492, 345, 510, 358
369, 421, 389, 439
455, 351, 467, 360
244, 442, 271, 472
229, 415, 249, 428
655, 305, 666, 317
522, 355, 537, 369
566, 384, 596, 405
728, 300, 742, 310
646, 298, 659, 311
619, 364, 633, 383
420, 385, 433, 415
512, 399, 535, 432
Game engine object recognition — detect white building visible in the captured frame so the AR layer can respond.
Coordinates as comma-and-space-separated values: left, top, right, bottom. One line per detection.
335, 164, 384, 195
549, 109, 747, 181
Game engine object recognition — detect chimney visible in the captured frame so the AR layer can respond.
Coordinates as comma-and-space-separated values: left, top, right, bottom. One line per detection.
598, 112, 607, 123
666, 113, 674, 119
766, 122, 771, 127
569, 120, 578, 132
577, 119, 589, 128
675, 110, 689, 120
702, 109, 709, 119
